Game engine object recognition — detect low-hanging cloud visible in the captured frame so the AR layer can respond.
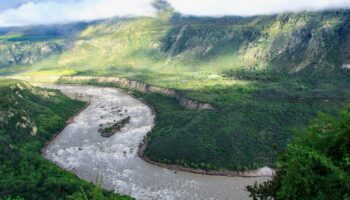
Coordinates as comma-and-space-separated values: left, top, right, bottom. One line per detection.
0, 0, 350, 27
168, 0, 350, 16
0, 0, 155, 27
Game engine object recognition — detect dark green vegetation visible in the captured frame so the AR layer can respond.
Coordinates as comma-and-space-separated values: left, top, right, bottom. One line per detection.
247, 103, 350, 200
137, 71, 350, 170
57, 70, 350, 172
1, 5, 350, 172
100, 116, 131, 137
0, 78, 132, 200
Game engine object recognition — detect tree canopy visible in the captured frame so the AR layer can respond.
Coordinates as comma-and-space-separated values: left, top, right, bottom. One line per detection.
247, 104, 350, 200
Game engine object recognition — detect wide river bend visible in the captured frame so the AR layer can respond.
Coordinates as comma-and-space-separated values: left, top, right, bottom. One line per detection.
42, 85, 269, 200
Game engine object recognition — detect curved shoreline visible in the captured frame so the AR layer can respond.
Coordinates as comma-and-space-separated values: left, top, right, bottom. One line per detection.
39, 83, 274, 178
94, 82, 275, 177
81, 82, 275, 177
138, 137, 274, 177
41, 99, 91, 155
132, 91, 275, 177
12, 76, 273, 177
40, 84, 271, 199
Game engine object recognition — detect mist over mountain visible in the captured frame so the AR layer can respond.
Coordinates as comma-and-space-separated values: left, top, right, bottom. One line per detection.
1, 0, 350, 27
1, 8, 350, 75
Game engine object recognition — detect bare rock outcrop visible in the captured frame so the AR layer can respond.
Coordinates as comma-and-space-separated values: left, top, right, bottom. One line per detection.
60, 76, 214, 110
10, 75, 213, 110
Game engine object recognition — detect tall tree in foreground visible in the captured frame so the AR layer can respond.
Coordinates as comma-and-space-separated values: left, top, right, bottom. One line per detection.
247, 104, 350, 200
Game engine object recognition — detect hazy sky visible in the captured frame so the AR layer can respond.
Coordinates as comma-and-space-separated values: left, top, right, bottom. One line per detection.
0, 0, 350, 27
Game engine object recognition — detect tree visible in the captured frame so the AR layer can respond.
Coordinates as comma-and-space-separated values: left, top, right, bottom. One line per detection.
152, 0, 175, 19
152, 0, 174, 14
247, 104, 350, 200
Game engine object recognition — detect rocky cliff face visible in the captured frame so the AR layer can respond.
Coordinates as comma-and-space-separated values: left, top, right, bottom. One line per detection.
7, 75, 213, 110
161, 10, 350, 73
340, 14, 350, 66
60, 76, 214, 110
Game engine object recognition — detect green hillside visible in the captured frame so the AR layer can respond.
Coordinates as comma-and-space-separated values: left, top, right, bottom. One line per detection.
0, 78, 132, 200
1, 10, 350, 76
1, 9, 350, 171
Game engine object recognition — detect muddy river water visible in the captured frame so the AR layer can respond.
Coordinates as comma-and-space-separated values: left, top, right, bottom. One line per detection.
42, 85, 270, 200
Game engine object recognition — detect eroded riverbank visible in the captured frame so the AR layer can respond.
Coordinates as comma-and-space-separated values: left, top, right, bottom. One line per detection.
42, 85, 270, 200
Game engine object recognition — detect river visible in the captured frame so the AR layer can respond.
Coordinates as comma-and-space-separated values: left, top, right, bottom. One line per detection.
42, 85, 270, 200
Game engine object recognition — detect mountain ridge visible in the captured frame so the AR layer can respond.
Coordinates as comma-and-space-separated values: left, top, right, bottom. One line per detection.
0, 9, 350, 76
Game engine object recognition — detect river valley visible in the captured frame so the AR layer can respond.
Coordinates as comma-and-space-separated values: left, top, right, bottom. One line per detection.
42, 85, 270, 200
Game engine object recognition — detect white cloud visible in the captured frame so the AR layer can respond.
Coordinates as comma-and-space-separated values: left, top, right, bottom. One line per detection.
0, 0, 350, 27
0, 0, 155, 27
168, 0, 350, 16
